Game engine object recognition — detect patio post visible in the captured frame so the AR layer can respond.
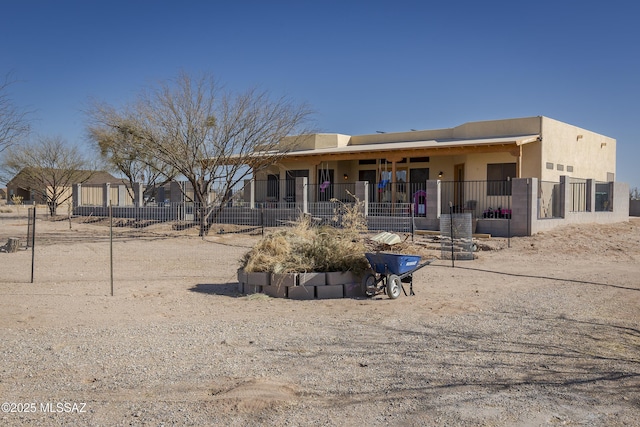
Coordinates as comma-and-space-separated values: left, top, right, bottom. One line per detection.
295, 176, 308, 214
355, 181, 369, 217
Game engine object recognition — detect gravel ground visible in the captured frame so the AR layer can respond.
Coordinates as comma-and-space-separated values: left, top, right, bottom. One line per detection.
0, 216, 638, 426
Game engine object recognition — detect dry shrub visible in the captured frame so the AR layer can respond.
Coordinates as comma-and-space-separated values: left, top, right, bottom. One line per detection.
240, 211, 370, 274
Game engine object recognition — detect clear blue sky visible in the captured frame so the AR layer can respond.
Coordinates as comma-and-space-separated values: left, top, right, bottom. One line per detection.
2, 0, 639, 189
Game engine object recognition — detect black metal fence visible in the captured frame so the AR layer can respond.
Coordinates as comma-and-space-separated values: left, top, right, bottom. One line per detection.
439, 180, 512, 219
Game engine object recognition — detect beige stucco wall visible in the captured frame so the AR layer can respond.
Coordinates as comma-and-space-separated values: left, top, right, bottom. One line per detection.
540, 117, 615, 182
268, 117, 616, 188
282, 133, 351, 151
462, 152, 517, 181
350, 128, 454, 145
521, 140, 542, 179
452, 117, 542, 139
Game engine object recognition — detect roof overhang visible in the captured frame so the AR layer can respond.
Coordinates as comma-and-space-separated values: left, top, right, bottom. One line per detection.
281, 134, 540, 161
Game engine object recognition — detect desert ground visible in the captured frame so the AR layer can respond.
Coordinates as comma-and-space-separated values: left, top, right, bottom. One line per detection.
0, 210, 639, 426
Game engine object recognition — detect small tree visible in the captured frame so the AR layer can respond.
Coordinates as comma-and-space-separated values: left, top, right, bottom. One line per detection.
87, 71, 314, 235
630, 187, 639, 200
89, 116, 176, 204
1, 136, 95, 216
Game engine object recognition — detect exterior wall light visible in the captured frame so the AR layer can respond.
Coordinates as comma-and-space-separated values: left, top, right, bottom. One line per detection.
343, 173, 349, 180
438, 171, 444, 178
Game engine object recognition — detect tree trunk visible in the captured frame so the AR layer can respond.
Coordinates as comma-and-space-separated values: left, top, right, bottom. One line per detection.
2, 238, 20, 253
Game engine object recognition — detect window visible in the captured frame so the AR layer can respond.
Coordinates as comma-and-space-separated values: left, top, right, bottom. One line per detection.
358, 159, 377, 165
487, 163, 516, 196
557, 164, 564, 171
266, 174, 279, 199
546, 162, 554, 170
566, 165, 574, 173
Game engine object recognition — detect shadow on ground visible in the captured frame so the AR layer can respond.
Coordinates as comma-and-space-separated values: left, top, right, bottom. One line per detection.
190, 282, 239, 297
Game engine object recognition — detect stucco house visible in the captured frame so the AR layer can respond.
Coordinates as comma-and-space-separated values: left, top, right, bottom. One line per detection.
71, 116, 628, 236
6, 169, 122, 205
254, 116, 615, 203
241, 116, 627, 236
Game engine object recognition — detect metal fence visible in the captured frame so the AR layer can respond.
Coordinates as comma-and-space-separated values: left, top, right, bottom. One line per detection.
439, 180, 512, 219
570, 178, 588, 213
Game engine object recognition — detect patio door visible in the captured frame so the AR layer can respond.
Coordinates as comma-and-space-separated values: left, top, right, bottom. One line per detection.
358, 170, 376, 203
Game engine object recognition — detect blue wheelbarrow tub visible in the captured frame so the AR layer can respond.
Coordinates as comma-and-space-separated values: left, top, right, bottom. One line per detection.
365, 252, 422, 276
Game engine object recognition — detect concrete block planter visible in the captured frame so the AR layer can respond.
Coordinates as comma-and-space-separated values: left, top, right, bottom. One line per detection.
298, 272, 326, 286
344, 281, 365, 297
244, 284, 263, 294
263, 284, 288, 298
316, 284, 344, 299
236, 268, 369, 299
287, 285, 315, 300
271, 273, 298, 287
246, 271, 270, 286
237, 269, 247, 293
326, 271, 356, 286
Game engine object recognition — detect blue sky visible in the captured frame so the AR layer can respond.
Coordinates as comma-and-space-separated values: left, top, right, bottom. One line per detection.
1, 0, 639, 188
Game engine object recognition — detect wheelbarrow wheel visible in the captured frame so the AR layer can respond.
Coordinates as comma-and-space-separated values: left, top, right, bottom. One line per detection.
363, 273, 377, 297
386, 274, 402, 299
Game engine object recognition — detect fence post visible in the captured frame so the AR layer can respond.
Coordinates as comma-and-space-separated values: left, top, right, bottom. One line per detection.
586, 179, 595, 212
355, 181, 369, 217
102, 183, 110, 208
559, 175, 570, 218
30, 207, 36, 283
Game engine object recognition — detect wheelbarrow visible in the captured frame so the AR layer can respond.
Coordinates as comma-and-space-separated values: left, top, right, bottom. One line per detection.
363, 252, 434, 299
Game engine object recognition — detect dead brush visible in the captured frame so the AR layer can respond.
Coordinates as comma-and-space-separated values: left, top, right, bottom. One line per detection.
240, 198, 371, 274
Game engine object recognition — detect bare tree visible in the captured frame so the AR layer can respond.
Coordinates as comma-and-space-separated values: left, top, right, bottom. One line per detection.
88, 113, 176, 204
0, 73, 30, 154
88, 71, 314, 235
1, 136, 95, 216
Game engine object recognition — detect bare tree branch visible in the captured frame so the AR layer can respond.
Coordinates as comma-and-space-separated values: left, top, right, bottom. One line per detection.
0, 72, 31, 154
1, 136, 95, 215
87, 71, 314, 235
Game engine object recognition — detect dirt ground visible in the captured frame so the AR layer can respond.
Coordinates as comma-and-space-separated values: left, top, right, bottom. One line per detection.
0, 212, 639, 426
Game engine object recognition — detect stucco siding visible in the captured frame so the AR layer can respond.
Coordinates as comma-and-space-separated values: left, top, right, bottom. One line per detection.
452, 116, 542, 139
540, 117, 615, 182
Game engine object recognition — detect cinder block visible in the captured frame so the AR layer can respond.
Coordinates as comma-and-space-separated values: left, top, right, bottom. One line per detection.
247, 272, 270, 286
237, 268, 248, 284
326, 271, 355, 285
287, 285, 315, 300
244, 284, 262, 294
344, 281, 365, 297
299, 272, 326, 286
271, 273, 298, 287
263, 285, 287, 298
316, 284, 343, 299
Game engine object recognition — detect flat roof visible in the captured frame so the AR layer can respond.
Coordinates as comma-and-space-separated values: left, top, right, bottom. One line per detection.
284, 134, 540, 157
